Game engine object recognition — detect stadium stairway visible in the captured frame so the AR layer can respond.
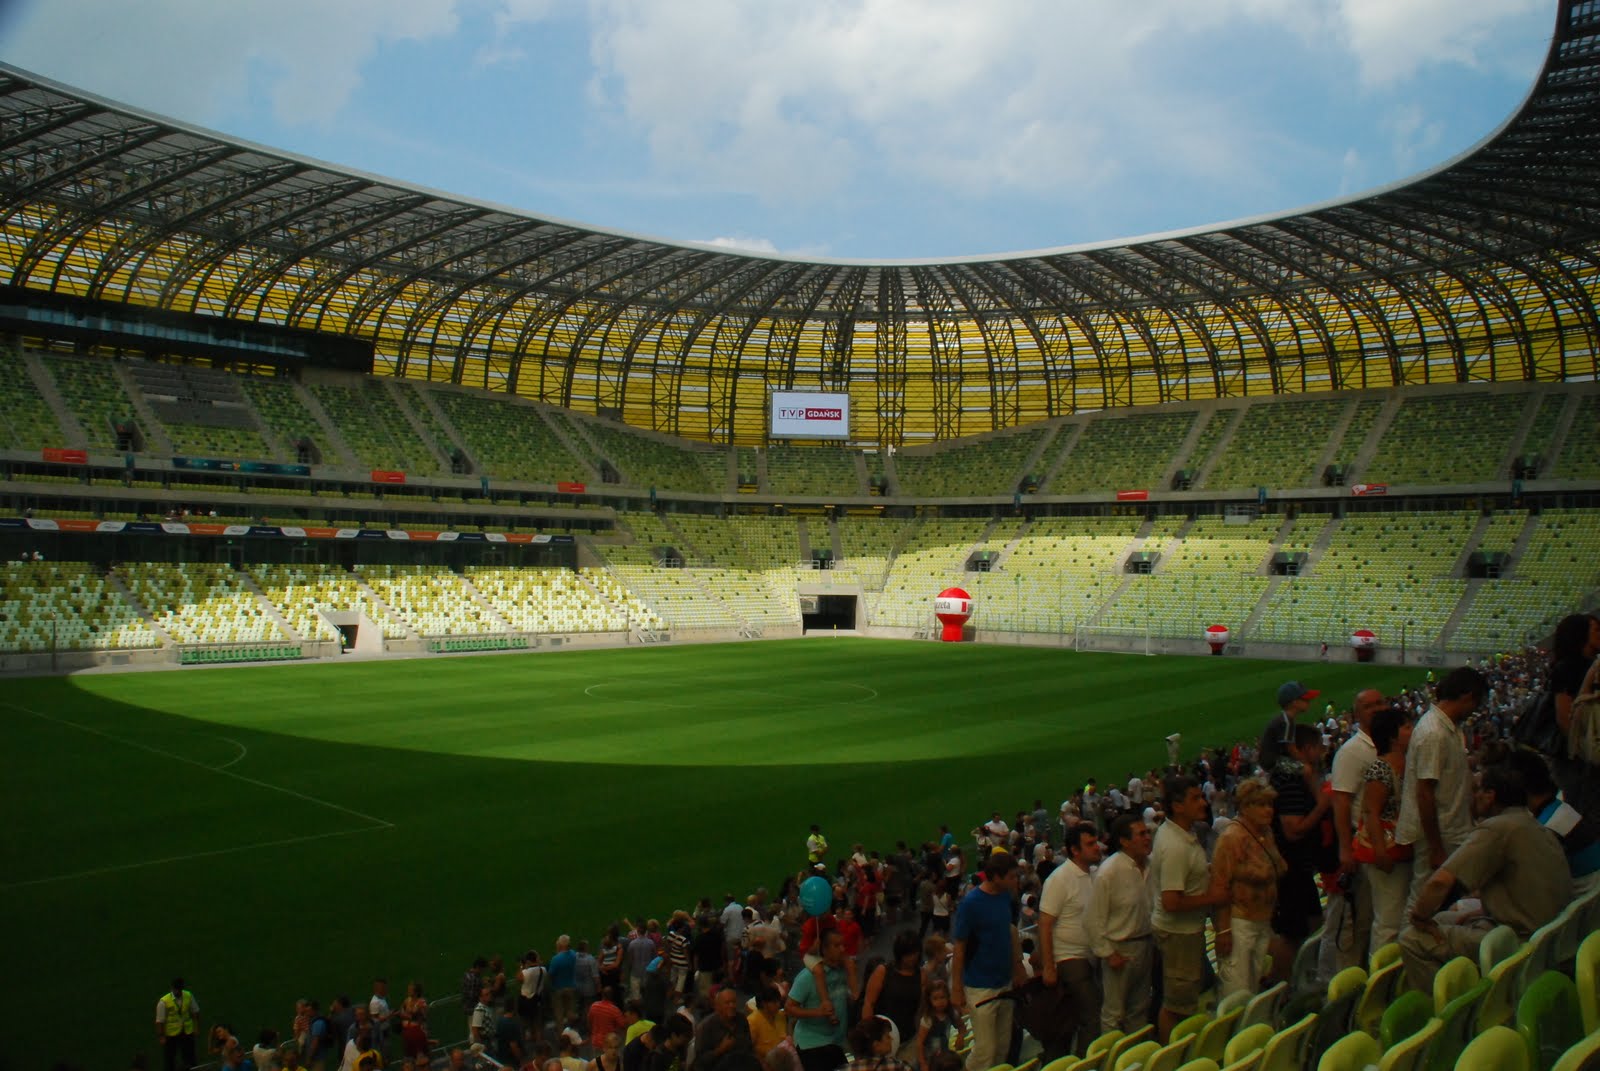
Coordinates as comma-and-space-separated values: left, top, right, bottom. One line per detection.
455, 573, 515, 632
1451, 513, 1497, 576
1505, 512, 1543, 569
1311, 398, 1361, 479
379, 379, 453, 473
1037, 420, 1086, 490
110, 365, 175, 455
989, 518, 1035, 570
1440, 579, 1486, 649
1017, 424, 1062, 485
1501, 393, 1547, 475
105, 572, 176, 649
19, 349, 83, 447
402, 381, 476, 469
293, 381, 363, 469
795, 518, 813, 561
850, 451, 870, 495
1347, 392, 1404, 482
236, 570, 304, 643
1191, 408, 1246, 488
880, 449, 900, 495
1543, 391, 1585, 472
349, 574, 422, 642
1162, 407, 1220, 489
537, 407, 604, 482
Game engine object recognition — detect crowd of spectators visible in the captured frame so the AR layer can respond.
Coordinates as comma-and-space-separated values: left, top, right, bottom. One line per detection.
141, 613, 1599, 1071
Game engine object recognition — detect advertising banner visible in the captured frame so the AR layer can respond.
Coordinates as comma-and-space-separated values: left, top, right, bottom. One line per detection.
1115, 490, 1150, 501
770, 391, 850, 440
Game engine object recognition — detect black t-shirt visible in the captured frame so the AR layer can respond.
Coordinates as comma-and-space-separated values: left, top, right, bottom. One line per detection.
1270, 759, 1318, 872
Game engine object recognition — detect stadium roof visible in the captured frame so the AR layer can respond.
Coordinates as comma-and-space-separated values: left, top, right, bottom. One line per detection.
2, 0, 1599, 447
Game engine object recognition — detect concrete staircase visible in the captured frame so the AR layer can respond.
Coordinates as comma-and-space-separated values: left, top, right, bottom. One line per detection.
1540, 391, 1585, 476
1450, 513, 1496, 577
107, 571, 177, 648
236, 570, 303, 642
1439, 580, 1485, 648
381, 378, 453, 474
536, 407, 603, 482
1159, 410, 1212, 489
853, 451, 871, 495
1311, 398, 1362, 481
405, 383, 476, 470
1347, 394, 1405, 481
111, 365, 175, 455
1499, 393, 1546, 478
1192, 408, 1246, 488
295, 383, 363, 469
350, 574, 422, 641
1038, 420, 1087, 492
456, 573, 514, 631
19, 350, 86, 448
1504, 513, 1543, 577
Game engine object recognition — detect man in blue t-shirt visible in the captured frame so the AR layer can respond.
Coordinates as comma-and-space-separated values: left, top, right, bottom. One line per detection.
549, 935, 580, 1031
951, 851, 1023, 1071
785, 928, 852, 1071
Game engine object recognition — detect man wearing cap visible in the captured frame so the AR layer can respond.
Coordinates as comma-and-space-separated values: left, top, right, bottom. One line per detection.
1259, 681, 1320, 769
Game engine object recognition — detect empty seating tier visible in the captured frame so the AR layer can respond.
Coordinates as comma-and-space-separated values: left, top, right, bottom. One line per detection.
433, 391, 588, 485
119, 562, 286, 646
1047, 412, 1195, 494
766, 445, 859, 496
894, 427, 1047, 497
1364, 393, 1526, 485
0, 561, 159, 652
1203, 398, 1349, 490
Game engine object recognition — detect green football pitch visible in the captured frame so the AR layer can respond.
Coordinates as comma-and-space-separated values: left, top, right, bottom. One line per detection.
1, 639, 1419, 1067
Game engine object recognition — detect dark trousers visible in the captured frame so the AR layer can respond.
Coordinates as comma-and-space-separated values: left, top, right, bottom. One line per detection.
1047, 959, 1102, 1060
162, 1032, 197, 1071
798, 1044, 844, 1071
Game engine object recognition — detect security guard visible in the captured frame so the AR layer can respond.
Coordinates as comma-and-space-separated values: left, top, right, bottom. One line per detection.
155, 976, 201, 1071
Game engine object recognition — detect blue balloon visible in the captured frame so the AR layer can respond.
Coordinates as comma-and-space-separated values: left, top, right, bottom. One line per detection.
800, 874, 833, 917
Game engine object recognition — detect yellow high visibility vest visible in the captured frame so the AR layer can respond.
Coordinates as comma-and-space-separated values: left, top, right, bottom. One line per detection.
161, 991, 196, 1036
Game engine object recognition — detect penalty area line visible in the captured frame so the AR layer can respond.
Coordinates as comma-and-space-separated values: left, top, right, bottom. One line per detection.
0, 826, 379, 892
2, 702, 394, 831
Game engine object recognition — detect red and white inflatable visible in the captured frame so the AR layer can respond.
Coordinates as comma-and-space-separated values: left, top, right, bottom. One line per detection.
1351, 627, 1378, 663
1204, 624, 1230, 655
934, 587, 973, 642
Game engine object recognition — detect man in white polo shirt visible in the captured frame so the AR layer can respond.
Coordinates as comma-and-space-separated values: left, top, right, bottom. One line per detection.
1038, 821, 1103, 1059
1395, 667, 1488, 911
1320, 687, 1387, 977
1150, 775, 1226, 1043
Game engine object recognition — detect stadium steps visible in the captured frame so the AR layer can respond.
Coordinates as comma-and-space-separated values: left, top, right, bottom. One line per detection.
1439, 579, 1486, 648
989, 518, 1036, 571
1541, 390, 1586, 476
537, 408, 604, 483
1037, 419, 1087, 491
1082, 516, 1161, 627
19, 349, 84, 448
880, 449, 900, 495
454, 574, 514, 632
828, 518, 845, 562
403, 381, 476, 469
1145, 515, 1197, 574
1347, 392, 1404, 482
1503, 512, 1543, 576
235, 570, 305, 642
293, 382, 363, 469
1017, 423, 1061, 485
1159, 407, 1213, 489
1240, 575, 1284, 638
1300, 514, 1341, 573
110, 366, 175, 456
1450, 512, 1496, 577
750, 447, 767, 492
378, 379, 453, 473
105, 573, 176, 648
795, 518, 813, 561
1499, 392, 1547, 478
1191, 407, 1246, 488
851, 451, 870, 495
1310, 398, 1361, 484
349, 575, 422, 641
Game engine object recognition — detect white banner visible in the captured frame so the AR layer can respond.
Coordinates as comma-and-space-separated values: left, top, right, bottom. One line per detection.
770, 391, 850, 440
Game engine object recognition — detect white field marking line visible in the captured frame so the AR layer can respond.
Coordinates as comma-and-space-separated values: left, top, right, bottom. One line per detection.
214, 736, 248, 770
3, 701, 394, 830
584, 680, 879, 705
0, 826, 377, 892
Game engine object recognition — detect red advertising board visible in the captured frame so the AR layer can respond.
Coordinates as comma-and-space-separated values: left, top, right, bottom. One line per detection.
42, 447, 88, 464
557, 481, 587, 494
1351, 483, 1388, 497
370, 470, 406, 484
1115, 490, 1150, 501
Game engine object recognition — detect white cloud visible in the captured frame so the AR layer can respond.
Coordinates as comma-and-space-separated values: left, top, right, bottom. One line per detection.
1331, 0, 1549, 87
696, 235, 780, 254
2, 0, 462, 125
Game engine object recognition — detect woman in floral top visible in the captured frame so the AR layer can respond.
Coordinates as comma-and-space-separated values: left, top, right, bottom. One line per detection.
1360, 705, 1414, 949
1212, 778, 1288, 999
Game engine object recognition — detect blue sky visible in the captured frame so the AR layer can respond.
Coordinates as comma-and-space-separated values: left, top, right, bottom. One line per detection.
0, 0, 1555, 260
